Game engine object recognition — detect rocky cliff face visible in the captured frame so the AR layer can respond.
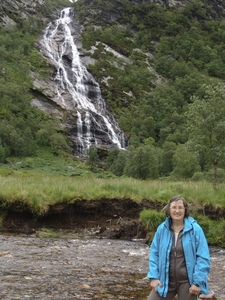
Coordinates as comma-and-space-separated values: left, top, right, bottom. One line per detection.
2, 0, 224, 27
1, 0, 127, 155
131, 0, 225, 11
32, 6, 127, 155
0, 0, 46, 27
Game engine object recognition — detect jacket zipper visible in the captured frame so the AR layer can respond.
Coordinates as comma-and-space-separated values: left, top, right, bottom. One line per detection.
174, 232, 178, 290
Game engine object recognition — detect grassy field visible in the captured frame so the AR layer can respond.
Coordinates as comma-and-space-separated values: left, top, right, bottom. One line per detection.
0, 151, 225, 214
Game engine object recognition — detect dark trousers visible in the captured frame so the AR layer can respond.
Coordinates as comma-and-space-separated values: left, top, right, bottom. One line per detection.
147, 282, 198, 300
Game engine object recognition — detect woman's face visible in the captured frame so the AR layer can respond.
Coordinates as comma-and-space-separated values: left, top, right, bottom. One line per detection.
169, 199, 185, 221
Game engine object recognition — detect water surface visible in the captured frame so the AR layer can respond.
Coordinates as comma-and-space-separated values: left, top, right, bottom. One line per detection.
0, 232, 224, 299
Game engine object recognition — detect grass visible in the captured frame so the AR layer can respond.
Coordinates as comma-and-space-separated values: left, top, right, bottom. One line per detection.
1, 169, 225, 214
36, 228, 61, 238
0, 150, 225, 215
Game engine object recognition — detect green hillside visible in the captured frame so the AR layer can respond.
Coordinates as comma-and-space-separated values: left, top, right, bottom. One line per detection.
1, 0, 225, 184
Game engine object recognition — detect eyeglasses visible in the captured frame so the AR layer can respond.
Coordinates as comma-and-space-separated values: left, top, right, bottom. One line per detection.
170, 206, 185, 211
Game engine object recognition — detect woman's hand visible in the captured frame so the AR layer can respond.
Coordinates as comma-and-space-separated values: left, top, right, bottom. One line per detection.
150, 279, 162, 292
189, 284, 200, 295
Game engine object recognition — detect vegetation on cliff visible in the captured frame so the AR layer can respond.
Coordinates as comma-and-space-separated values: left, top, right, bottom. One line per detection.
73, 0, 225, 185
0, 0, 73, 162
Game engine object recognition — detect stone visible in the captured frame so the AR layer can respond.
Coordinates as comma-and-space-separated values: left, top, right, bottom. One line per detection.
199, 291, 217, 299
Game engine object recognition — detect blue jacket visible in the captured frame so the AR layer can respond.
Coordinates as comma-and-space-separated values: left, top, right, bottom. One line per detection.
147, 216, 210, 297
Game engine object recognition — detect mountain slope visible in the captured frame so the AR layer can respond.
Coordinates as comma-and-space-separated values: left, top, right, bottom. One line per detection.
74, 0, 225, 145
1, 0, 225, 179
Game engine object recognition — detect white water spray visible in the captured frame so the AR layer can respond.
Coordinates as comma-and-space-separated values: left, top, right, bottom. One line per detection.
40, 7, 126, 155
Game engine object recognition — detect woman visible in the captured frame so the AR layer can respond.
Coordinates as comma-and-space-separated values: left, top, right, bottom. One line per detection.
147, 195, 210, 300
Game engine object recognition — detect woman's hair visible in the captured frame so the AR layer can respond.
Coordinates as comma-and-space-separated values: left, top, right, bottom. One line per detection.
165, 195, 190, 217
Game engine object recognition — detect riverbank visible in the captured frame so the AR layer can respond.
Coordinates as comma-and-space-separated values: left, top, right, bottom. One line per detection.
1, 198, 225, 245
1, 159, 225, 246
1, 198, 151, 240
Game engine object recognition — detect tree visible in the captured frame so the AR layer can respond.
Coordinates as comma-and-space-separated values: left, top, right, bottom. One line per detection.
36, 129, 50, 146
23, 127, 37, 156
160, 141, 177, 176
86, 146, 99, 169
109, 150, 127, 176
49, 133, 72, 155
105, 148, 120, 170
124, 144, 159, 180
171, 144, 200, 179
0, 139, 6, 163
186, 83, 225, 187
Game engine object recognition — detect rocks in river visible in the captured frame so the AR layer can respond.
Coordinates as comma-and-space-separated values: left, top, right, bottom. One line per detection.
199, 291, 217, 299
96, 219, 147, 241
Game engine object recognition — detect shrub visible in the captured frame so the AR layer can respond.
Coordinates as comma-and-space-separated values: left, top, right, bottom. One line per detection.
206, 219, 225, 247
191, 171, 205, 181
205, 168, 225, 183
140, 209, 165, 232
194, 214, 211, 236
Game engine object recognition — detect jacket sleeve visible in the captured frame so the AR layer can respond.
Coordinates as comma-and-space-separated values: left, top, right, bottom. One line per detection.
147, 226, 161, 280
192, 224, 210, 292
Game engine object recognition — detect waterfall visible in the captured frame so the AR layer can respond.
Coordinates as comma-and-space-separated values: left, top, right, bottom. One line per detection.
39, 7, 126, 156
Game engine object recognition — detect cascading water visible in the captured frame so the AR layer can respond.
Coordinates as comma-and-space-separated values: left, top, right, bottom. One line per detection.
39, 7, 126, 155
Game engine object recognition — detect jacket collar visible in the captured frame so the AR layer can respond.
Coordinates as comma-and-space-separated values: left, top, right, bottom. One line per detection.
164, 216, 195, 233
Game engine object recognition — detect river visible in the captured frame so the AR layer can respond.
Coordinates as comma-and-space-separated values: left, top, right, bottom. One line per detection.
0, 231, 224, 300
